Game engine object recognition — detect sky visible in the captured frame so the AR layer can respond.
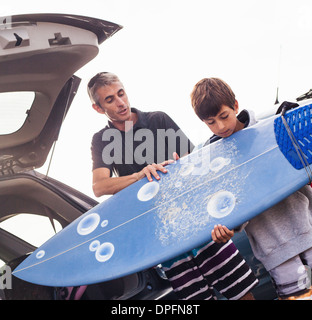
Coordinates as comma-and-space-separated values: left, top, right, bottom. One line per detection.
3, 0, 312, 201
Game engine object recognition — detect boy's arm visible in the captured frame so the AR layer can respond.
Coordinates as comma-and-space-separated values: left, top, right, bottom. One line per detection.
211, 225, 234, 243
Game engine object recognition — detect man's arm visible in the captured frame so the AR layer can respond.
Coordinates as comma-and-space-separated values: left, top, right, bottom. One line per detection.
92, 160, 174, 197
92, 167, 138, 197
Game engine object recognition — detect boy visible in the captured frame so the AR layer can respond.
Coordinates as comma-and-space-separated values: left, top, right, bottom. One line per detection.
161, 78, 259, 300
192, 77, 312, 300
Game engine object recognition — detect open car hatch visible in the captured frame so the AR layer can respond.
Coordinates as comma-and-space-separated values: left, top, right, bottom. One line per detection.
0, 14, 122, 175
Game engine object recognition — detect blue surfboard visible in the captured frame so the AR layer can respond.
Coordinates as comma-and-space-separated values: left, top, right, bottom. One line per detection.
13, 103, 312, 287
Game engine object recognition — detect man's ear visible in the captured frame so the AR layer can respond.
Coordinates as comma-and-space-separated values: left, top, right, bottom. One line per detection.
92, 103, 106, 114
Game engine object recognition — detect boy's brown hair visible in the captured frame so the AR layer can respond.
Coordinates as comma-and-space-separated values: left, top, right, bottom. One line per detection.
190, 78, 236, 120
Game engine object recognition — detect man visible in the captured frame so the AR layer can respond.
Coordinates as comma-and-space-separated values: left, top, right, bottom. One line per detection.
88, 72, 193, 197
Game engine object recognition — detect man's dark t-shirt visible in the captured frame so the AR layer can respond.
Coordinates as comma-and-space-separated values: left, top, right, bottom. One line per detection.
91, 108, 194, 177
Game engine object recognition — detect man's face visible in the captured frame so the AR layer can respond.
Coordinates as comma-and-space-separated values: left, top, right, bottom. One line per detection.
93, 81, 131, 124
202, 102, 240, 138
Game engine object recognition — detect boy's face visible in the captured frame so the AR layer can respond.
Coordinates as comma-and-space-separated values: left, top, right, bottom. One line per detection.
203, 101, 240, 138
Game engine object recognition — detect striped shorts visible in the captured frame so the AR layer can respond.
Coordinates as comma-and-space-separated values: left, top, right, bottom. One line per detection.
162, 240, 258, 300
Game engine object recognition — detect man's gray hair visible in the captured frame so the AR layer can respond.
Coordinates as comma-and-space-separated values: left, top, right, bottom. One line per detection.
87, 72, 122, 105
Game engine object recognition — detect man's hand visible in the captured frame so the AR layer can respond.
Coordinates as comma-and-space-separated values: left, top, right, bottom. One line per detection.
137, 152, 181, 182
173, 152, 180, 161
137, 160, 174, 182
211, 224, 234, 243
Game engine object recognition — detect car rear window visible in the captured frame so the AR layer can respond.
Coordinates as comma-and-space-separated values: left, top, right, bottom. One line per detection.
0, 92, 35, 134
0, 213, 62, 247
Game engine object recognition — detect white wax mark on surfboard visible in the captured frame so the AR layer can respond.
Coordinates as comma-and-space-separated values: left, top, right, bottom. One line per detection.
157, 200, 207, 246
101, 220, 108, 228
89, 240, 114, 262
207, 190, 236, 218
89, 240, 100, 252
75, 213, 115, 263
137, 181, 160, 201
36, 250, 45, 259
210, 157, 231, 173
154, 139, 249, 246
77, 213, 101, 236
95, 242, 115, 262
178, 163, 195, 176
174, 181, 183, 188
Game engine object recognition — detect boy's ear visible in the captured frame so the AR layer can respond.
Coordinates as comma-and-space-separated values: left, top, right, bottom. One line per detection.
92, 103, 106, 114
234, 100, 239, 113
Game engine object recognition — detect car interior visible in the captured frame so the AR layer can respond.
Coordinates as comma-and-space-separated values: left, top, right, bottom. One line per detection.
0, 171, 173, 300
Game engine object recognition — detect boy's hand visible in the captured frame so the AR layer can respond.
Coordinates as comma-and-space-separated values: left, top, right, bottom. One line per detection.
211, 224, 234, 243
